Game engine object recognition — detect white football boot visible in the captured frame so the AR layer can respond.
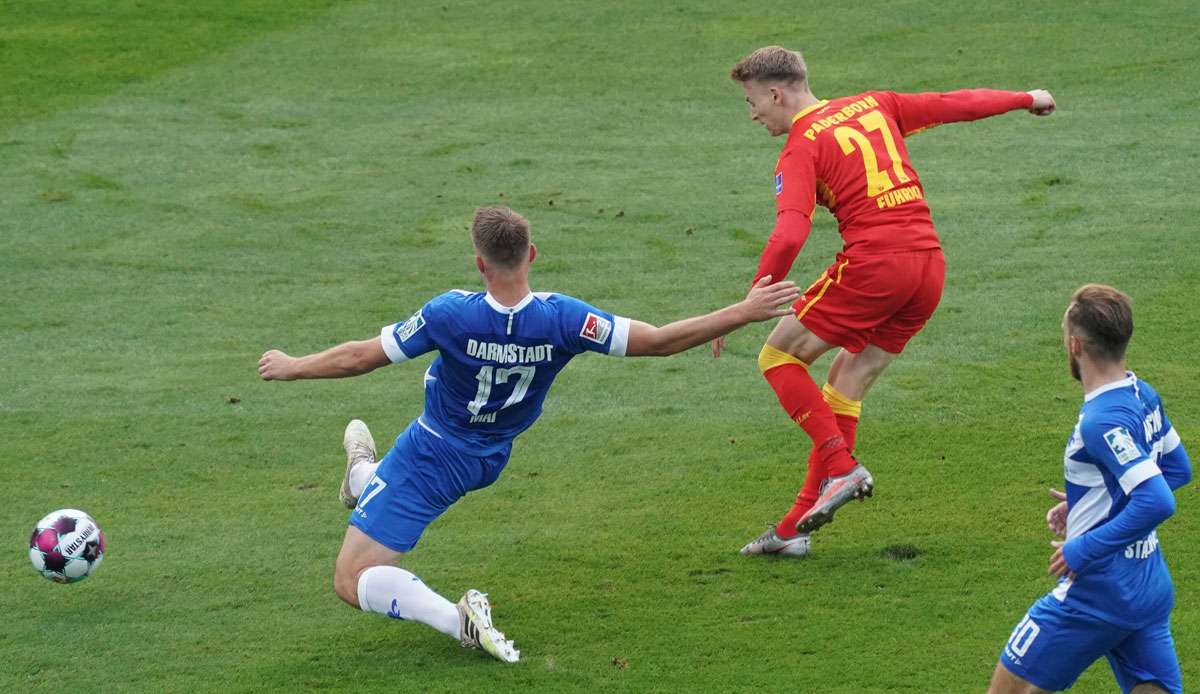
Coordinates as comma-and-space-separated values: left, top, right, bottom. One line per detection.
457, 589, 520, 663
795, 463, 874, 534
739, 525, 811, 557
340, 419, 376, 508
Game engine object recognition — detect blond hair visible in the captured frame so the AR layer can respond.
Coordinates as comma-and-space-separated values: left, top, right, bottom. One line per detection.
730, 46, 807, 86
471, 206, 530, 268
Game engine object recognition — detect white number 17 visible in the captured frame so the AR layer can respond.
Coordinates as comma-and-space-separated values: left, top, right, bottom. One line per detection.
466, 365, 536, 416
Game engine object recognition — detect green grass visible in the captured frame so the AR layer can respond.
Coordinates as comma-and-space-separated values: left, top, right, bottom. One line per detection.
2, 1, 1198, 691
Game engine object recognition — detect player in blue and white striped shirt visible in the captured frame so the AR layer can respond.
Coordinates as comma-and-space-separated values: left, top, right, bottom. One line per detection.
989, 284, 1191, 694
258, 206, 800, 663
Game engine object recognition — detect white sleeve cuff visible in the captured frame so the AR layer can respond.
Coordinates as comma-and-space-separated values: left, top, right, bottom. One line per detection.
1119, 459, 1162, 494
380, 324, 409, 364
608, 316, 630, 357
1163, 427, 1181, 454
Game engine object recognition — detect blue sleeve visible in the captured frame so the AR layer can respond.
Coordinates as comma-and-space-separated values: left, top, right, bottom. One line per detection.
379, 298, 438, 363
1161, 436, 1191, 491
1062, 475, 1175, 573
1079, 412, 1161, 496
555, 295, 631, 357
1159, 410, 1192, 491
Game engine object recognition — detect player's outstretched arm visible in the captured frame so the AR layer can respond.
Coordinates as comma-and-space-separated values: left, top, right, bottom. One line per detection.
258, 338, 390, 380
625, 276, 799, 357
881, 88, 1054, 136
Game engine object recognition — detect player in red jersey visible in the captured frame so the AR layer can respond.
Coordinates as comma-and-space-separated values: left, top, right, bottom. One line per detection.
723, 46, 1057, 557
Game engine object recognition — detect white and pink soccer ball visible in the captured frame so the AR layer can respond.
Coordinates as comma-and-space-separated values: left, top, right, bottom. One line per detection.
29, 509, 106, 583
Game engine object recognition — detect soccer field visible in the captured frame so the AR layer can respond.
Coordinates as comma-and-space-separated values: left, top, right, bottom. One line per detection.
2, 1, 1197, 691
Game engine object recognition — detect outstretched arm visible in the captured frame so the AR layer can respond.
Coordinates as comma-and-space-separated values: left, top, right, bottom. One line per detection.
628, 276, 800, 357
879, 88, 1054, 136
259, 338, 390, 380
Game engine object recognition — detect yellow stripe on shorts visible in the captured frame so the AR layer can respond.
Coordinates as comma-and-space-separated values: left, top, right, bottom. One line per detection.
796, 259, 850, 321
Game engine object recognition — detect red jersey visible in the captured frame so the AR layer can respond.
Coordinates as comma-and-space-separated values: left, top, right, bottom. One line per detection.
753, 89, 1034, 285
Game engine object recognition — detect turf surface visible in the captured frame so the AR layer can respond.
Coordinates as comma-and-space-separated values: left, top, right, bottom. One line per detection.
2, 1, 1197, 691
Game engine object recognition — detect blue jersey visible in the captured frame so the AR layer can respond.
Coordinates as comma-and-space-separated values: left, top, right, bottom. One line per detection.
1054, 373, 1184, 629
379, 290, 630, 456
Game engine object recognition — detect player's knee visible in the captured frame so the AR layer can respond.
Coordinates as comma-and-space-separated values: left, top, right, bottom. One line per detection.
758, 344, 806, 374
332, 562, 362, 607
986, 660, 1045, 694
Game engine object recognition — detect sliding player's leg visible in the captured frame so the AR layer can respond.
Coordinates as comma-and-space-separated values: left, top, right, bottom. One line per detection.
333, 526, 520, 661
334, 423, 520, 662
333, 525, 459, 635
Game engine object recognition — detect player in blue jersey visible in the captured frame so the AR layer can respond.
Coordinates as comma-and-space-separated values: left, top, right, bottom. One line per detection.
257, 206, 800, 662
988, 284, 1191, 694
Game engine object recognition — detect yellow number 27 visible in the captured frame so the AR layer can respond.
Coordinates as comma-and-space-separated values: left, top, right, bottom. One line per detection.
833, 111, 910, 198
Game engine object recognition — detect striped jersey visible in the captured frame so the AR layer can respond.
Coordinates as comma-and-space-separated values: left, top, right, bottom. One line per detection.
1055, 373, 1182, 628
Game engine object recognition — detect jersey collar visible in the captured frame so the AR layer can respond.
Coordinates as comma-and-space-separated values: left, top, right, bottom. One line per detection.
1084, 371, 1136, 402
484, 292, 534, 314
792, 100, 829, 124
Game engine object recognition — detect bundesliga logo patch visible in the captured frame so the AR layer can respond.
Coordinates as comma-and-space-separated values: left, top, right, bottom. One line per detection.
1104, 426, 1140, 465
580, 312, 612, 345
775, 172, 783, 196
397, 311, 425, 342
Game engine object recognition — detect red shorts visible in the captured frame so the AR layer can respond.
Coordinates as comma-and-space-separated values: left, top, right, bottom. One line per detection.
792, 249, 946, 354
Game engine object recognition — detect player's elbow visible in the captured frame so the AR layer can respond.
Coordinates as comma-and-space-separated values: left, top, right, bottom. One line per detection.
1147, 485, 1176, 524
778, 239, 803, 257
1160, 490, 1177, 520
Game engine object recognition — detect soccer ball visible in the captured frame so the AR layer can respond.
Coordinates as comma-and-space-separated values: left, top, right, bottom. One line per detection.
29, 509, 106, 583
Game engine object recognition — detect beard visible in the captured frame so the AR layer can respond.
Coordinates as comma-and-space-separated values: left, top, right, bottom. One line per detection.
1069, 353, 1081, 382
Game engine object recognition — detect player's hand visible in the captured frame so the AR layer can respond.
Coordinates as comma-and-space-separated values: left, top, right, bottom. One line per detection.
710, 336, 725, 358
1027, 89, 1055, 116
258, 349, 297, 381
740, 275, 800, 322
1048, 540, 1076, 580
1046, 488, 1068, 537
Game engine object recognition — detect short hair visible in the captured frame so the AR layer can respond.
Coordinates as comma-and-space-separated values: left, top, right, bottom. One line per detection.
471, 206, 530, 269
1066, 283, 1133, 362
730, 46, 808, 86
